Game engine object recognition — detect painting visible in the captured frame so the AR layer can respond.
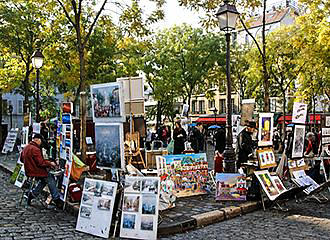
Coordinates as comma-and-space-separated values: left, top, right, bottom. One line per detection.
292, 170, 319, 194
271, 176, 287, 194
292, 125, 306, 158
215, 173, 247, 201
76, 178, 118, 238
241, 99, 255, 125
120, 176, 160, 240
322, 128, 330, 136
292, 102, 307, 124
156, 153, 209, 197
257, 148, 277, 169
95, 123, 125, 169
326, 116, 330, 127
90, 82, 125, 123
258, 113, 274, 147
254, 170, 280, 201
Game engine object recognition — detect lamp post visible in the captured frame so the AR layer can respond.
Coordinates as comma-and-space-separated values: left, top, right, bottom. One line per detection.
8, 105, 13, 129
210, 107, 218, 125
32, 49, 44, 123
216, 1, 239, 173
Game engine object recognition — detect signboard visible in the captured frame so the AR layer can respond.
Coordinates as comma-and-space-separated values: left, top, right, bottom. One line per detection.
120, 176, 160, 240
76, 178, 118, 238
2, 128, 18, 154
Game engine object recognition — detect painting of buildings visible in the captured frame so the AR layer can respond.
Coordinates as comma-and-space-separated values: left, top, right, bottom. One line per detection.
216, 173, 247, 201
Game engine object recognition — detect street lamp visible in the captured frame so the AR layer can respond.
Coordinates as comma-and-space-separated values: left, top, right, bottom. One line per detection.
32, 49, 44, 123
216, 0, 239, 173
8, 105, 13, 129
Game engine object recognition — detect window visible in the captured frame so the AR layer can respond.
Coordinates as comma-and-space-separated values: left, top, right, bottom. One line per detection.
192, 100, 197, 113
219, 99, 226, 113
270, 99, 277, 112
199, 100, 205, 114
18, 100, 23, 114
208, 100, 215, 109
231, 99, 236, 113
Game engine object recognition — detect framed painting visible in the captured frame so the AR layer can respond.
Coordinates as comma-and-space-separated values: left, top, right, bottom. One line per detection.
258, 113, 274, 147
292, 102, 307, 124
95, 123, 125, 169
292, 125, 306, 158
257, 148, 276, 169
254, 170, 280, 201
90, 82, 125, 123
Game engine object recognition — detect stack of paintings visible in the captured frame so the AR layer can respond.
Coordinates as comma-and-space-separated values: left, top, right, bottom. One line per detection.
156, 153, 208, 197
120, 176, 160, 240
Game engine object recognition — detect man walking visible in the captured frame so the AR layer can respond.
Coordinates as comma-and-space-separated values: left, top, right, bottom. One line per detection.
21, 134, 62, 207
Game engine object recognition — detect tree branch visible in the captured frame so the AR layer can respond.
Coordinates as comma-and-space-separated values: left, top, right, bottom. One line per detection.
56, 0, 76, 28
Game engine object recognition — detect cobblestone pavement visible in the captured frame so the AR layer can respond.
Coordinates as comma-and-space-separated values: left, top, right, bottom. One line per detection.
0, 170, 102, 240
163, 192, 330, 240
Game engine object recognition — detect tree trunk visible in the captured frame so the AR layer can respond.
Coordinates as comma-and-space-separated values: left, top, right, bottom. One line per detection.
313, 94, 316, 128
23, 63, 31, 114
281, 91, 286, 151
156, 101, 162, 131
79, 47, 87, 162
0, 91, 2, 126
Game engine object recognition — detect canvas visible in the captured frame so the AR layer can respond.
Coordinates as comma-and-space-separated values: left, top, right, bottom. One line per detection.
241, 99, 255, 124
91, 82, 125, 123
258, 113, 274, 147
254, 170, 280, 201
156, 153, 208, 197
292, 102, 307, 124
257, 148, 277, 169
95, 123, 125, 169
76, 178, 118, 238
120, 176, 160, 240
215, 173, 247, 201
292, 125, 306, 158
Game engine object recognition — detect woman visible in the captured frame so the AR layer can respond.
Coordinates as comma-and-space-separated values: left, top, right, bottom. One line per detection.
173, 121, 187, 154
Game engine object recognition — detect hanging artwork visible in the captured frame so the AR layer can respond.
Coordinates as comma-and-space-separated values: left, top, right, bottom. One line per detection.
76, 178, 118, 238
120, 176, 160, 240
95, 123, 125, 169
292, 125, 306, 158
156, 153, 208, 197
292, 102, 307, 124
215, 173, 247, 201
232, 115, 241, 148
21, 126, 29, 148
257, 148, 277, 169
90, 82, 125, 123
258, 113, 274, 147
1, 128, 19, 154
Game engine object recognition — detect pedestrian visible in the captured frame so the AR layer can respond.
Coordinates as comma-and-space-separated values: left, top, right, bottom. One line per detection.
215, 127, 226, 154
190, 122, 204, 153
21, 133, 62, 207
236, 121, 256, 169
173, 121, 187, 154
145, 128, 153, 150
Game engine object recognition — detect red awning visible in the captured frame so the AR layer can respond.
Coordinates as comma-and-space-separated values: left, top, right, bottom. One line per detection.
278, 114, 321, 124
278, 115, 292, 123
196, 117, 226, 124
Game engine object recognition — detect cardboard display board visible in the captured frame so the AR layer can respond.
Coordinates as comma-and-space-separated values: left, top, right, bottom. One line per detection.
156, 153, 208, 197
258, 113, 274, 147
120, 176, 160, 240
76, 178, 118, 238
254, 170, 287, 201
90, 82, 125, 123
95, 123, 125, 169
292, 102, 307, 124
292, 125, 306, 159
215, 173, 247, 201
1, 128, 18, 154
257, 148, 277, 169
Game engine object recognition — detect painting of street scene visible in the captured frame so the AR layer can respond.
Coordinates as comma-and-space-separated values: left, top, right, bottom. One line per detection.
91, 82, 124, 122
216, 173, 247, 201
157, 153, 208, 197
255, 170, 280, 200
95, 124, 124, 169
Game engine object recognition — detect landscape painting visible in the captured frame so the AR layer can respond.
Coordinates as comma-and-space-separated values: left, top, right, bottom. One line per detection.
216, 173, 247, 201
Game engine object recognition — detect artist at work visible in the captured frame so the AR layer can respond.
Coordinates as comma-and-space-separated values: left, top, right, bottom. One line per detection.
21, 133, 62, 208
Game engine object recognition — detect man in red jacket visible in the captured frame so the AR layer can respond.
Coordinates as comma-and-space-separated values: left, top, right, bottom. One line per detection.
21, 134, 61, 207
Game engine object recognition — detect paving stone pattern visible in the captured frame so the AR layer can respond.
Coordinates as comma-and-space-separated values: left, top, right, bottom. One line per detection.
164, 192, 330, 240
0, 170, 102, 240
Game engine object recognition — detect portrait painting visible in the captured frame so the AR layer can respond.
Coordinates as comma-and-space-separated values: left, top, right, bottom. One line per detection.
292, 125, 306, 158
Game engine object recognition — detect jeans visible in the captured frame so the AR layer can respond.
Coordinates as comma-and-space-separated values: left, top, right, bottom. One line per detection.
32, 173, 60, 200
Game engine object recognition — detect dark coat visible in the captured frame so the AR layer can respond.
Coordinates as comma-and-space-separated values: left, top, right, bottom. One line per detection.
173, 127, 187, 154
190, 127, 204, 153
22, 141, 53, 177
215, 128, 226, 153
237, 129, 253, 168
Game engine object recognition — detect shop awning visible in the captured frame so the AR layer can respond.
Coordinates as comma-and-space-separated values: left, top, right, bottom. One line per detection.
196, 117, 226, 124
277, 114, 322, 124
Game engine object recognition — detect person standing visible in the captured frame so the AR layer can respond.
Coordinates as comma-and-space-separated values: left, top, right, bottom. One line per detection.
190, 122, 204, 153
215, 127, 226, 154
21, 134, 62, 207
236, 121, 256, 169
173, 121, 187, 154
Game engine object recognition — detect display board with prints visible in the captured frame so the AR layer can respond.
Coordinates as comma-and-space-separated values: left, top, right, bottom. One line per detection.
76, 178, 118, 238
59, 112, 73, 202
1, 128, 19, 154
120, 176, 160, 240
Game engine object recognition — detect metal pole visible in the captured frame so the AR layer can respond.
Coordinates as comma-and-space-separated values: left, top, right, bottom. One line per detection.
222, 33, 236, 173
36, 68, 40, 123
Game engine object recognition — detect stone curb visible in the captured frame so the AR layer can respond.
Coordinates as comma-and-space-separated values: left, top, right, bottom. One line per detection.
0, 162, 261, 237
